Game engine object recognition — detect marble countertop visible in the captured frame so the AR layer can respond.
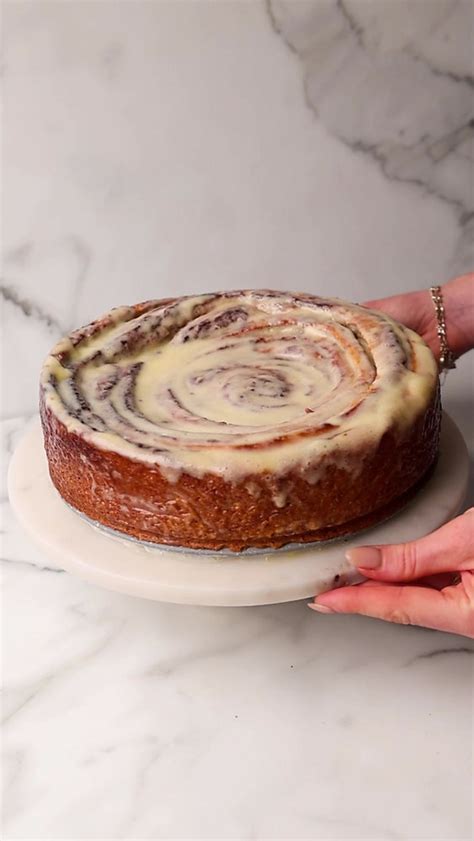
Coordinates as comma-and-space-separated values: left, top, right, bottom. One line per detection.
2, 2, 473, 838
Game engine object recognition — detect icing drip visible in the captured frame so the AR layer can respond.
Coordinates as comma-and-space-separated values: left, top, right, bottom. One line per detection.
41, 290, 438, 481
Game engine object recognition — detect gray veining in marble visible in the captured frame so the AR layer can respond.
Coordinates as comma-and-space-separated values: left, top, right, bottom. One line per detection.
267, 0, 474, 275
2, 1, 473, 838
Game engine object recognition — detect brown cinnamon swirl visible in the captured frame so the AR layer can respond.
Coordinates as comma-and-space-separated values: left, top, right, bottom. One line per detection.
40, 290, 440, 550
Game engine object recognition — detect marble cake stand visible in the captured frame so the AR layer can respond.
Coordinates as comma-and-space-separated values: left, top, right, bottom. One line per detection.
8, 415, 469, 606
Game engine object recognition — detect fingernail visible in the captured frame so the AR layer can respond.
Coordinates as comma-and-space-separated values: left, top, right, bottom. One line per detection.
345, 546, 382, 569
308, 603, 334, 614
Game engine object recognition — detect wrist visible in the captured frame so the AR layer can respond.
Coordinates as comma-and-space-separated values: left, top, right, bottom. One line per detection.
441, 274, 474, 359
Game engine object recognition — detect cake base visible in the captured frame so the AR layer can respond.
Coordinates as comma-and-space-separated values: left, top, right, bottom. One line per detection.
8, 415, 468, 606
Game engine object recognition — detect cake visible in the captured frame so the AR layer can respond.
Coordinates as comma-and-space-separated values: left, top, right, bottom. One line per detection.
40, 290, 440, 551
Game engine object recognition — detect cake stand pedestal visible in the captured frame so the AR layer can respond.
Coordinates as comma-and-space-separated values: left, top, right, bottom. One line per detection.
8, 415, 468, 606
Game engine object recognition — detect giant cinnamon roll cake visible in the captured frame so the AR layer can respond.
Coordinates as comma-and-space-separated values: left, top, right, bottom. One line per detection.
40, 290, 440, 551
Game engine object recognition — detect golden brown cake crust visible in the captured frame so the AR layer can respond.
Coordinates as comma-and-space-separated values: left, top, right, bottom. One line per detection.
40, 391, 440, 551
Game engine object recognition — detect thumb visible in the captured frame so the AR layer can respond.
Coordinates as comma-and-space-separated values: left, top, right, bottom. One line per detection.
345, 509, 474, 582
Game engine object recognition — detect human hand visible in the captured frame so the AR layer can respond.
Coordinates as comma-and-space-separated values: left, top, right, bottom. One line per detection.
310, 509, 474, 638
364, 273, 474, 363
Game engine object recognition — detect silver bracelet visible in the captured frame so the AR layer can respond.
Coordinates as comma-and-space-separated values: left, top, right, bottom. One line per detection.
429, 286, 456, 372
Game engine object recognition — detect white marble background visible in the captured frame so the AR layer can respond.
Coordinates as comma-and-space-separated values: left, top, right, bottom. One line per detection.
1, 1, 473, 839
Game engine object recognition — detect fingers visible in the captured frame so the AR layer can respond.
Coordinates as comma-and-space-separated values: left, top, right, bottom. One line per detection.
363, 295, 406, 320
345, 509, 474, 582
310, 578, 474, 637
310, 511, 474, 635
362, 292, 424, 328
362, 290, 435, 348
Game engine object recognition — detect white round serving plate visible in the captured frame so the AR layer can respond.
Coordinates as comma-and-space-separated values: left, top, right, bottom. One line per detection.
8, 415, 469, 606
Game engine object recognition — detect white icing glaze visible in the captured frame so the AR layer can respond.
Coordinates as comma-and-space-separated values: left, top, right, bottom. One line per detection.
40, 290, 438, 480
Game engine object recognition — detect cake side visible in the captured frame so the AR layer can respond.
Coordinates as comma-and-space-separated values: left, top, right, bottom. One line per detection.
40, 387, 440, 551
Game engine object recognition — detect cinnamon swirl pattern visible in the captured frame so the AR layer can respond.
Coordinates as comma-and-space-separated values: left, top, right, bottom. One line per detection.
40, 291, 440, 550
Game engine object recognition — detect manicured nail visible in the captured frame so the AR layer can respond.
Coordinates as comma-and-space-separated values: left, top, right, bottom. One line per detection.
345, 546, 382, 569
308, 603, 334, 614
